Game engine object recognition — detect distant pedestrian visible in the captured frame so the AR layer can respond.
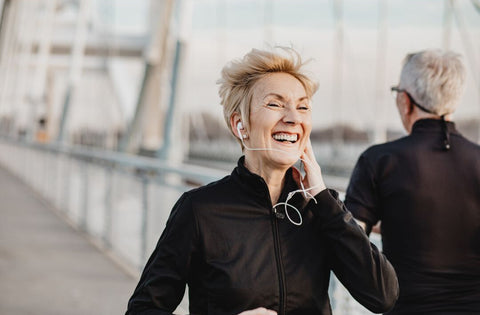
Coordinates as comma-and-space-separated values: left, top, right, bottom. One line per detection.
346, 49, 480, 314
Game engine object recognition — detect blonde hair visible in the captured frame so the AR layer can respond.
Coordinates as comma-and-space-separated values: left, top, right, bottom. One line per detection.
217, 47, 318, 144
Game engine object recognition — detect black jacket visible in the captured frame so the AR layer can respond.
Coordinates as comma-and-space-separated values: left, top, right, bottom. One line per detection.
345, 119, 480, 314
126, 157, 398, 315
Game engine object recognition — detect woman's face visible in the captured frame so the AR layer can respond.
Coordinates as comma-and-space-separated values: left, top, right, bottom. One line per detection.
244, 72, 312, 170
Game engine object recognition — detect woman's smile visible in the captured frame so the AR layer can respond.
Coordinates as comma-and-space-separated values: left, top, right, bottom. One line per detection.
272, 132, 298, 143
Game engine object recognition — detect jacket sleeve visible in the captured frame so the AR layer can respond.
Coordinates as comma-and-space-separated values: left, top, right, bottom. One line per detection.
344, 154, 380, 234
126, 193, 198, 315
307, 189, 399, 314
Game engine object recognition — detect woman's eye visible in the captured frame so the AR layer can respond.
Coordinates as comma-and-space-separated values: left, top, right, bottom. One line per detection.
298, 105, 310, 111
267, 103, 281, 108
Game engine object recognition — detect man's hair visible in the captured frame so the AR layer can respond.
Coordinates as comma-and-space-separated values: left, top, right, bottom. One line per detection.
399, 49, 466, 116
217, 47, 318, 144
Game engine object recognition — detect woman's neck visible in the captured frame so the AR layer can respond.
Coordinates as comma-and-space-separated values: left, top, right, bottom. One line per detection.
244, 157, 288, 204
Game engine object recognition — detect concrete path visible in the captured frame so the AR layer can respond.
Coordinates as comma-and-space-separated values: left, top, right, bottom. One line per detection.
0, 165, 137, 315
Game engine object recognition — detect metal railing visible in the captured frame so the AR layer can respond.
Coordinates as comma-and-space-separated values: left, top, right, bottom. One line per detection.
0, 137, 227, 270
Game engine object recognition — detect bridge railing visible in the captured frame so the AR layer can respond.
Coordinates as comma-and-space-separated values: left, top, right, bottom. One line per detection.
0, 137, 227, 271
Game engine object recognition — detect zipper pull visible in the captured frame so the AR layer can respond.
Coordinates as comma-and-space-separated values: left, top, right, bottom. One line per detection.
273, 207, 285, 219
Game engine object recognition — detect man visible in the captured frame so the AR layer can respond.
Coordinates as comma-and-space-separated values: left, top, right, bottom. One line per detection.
345, 49, 480, 314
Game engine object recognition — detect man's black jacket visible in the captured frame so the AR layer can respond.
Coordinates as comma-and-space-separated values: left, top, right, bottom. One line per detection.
346, 119, 480, 314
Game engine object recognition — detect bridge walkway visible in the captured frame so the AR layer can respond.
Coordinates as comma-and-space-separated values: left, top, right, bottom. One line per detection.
0, 165, 136, 315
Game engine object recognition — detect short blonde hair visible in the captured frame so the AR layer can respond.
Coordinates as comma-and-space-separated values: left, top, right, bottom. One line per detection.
217, 47, 318, 143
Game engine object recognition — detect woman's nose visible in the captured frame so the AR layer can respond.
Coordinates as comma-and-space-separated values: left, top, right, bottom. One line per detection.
283, 108, 301, 124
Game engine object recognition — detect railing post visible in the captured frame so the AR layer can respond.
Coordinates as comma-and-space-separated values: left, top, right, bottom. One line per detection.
61, 153, 71, 215
140, 173, 149, 268
80, 160, 89, 231
103, 165, 113, 249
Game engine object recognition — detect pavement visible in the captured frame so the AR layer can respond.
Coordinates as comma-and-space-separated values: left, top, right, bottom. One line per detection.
0, 165, 137, 315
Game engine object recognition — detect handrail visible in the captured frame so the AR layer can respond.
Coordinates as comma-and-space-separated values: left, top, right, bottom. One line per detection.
0, 136, 228, 185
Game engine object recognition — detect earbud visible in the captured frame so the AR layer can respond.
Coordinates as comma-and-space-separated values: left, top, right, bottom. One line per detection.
237, 121, 246, 139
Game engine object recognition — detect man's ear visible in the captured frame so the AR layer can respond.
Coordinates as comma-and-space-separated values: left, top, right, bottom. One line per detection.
399, 92, 413, 116
405, 96, 414, 115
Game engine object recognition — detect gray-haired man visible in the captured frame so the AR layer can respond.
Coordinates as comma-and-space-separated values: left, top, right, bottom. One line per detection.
345, 49, 480, 314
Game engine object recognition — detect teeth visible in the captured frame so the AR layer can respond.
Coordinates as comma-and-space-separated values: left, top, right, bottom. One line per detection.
273, 133, 298, 142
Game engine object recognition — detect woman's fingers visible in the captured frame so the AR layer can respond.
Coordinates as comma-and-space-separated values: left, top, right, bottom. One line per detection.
304, 138, 317, 162
301, 140, 318, 171
238, 307, 277, 315
301, 139, 326, 195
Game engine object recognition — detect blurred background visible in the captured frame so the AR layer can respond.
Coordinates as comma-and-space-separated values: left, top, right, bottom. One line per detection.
0, 0, 478, 314
0, 0, 479, 171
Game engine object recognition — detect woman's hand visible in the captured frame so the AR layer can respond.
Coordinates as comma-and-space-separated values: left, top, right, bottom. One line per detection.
238, 307, 277, 315
293, 139, 326, 197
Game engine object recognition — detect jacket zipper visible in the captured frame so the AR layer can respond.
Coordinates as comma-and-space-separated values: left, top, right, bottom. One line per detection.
271, 207, 286, 315
259, 175, 287, 315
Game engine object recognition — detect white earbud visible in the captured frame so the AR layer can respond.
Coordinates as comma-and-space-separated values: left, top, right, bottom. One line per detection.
237, 122, 245, 139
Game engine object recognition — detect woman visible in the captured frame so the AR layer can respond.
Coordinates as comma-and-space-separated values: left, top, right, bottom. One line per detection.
126, 47, 398, 315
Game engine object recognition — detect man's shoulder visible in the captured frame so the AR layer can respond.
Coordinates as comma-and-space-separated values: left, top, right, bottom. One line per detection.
361, 136, 411, 159
454, 133, 480, 151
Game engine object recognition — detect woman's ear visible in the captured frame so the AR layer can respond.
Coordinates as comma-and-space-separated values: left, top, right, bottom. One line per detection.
230, 113, 243, 139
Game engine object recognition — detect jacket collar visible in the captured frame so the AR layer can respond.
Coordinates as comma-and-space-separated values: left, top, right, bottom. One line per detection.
231, 156, 302, 206
411, 118, 459, 135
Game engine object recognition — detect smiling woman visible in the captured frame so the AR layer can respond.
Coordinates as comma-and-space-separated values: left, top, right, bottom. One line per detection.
125, 47, 399, 315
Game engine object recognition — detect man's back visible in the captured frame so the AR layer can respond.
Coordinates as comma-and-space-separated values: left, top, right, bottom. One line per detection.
345, 119, 480, 314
